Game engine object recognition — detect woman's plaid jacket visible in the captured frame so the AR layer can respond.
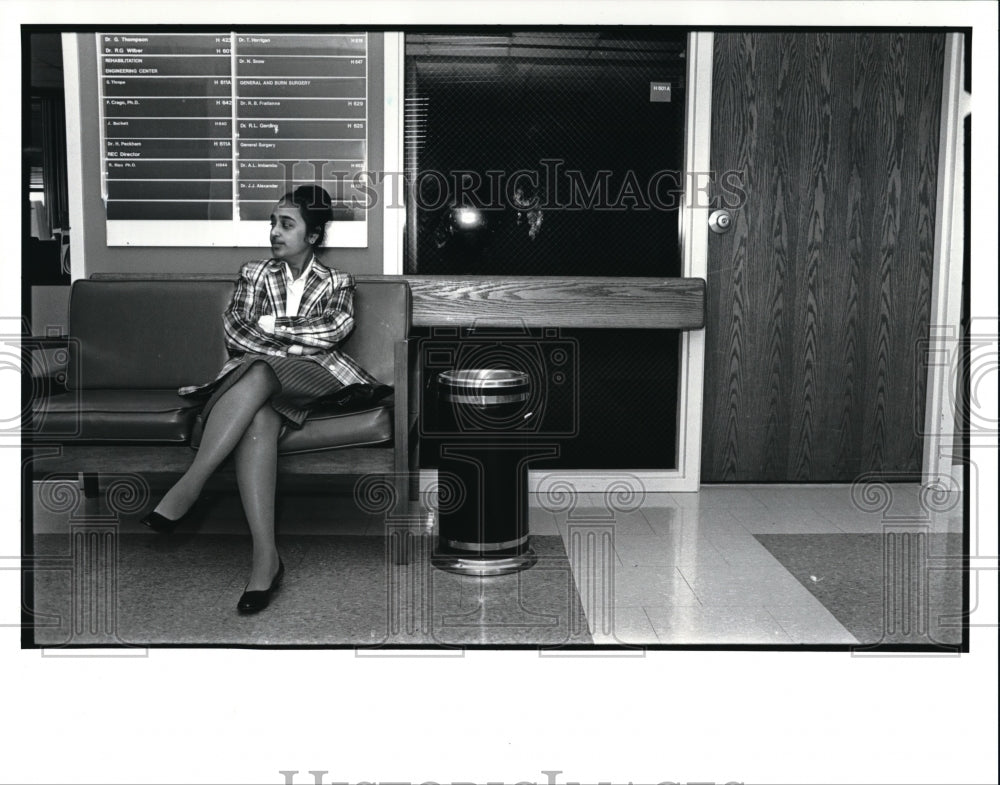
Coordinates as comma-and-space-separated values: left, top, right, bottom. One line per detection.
179, 256, 378, 396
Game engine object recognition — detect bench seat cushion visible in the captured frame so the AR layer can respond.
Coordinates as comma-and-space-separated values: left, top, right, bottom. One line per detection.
34, 390, 395, 454
189, 394, 395, 456
33, 390, 202, 442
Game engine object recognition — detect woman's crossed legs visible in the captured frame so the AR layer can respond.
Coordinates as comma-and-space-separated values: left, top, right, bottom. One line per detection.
154, 361, 284, 590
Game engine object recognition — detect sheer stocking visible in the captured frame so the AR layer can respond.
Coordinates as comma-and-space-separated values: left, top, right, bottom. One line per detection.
154, 361, 280, 520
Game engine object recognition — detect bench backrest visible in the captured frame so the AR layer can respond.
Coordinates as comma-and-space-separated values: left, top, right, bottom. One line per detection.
340, 279, 411, 385
68, 279, 410, 389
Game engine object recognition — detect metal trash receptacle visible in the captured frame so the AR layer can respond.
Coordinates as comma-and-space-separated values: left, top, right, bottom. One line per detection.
432, 368, 539, 576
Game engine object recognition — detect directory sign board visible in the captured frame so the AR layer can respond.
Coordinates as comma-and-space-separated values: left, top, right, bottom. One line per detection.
99, 32, 369, 246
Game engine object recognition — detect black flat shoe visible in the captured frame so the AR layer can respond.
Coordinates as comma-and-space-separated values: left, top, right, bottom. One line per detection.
141, 508, 191, 533
237, 560, 285, 615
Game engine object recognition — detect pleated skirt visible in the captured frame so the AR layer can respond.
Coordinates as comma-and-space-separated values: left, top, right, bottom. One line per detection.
199, 354, 372, 429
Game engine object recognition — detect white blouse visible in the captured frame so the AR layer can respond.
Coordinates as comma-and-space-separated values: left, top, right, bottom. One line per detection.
257, 259, 310, 334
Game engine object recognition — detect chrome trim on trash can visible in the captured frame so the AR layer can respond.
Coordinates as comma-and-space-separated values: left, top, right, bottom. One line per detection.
445, 534, 529, 552
440, 391, 529, 405
432, 549, 538, 577
438, 368, 530, 389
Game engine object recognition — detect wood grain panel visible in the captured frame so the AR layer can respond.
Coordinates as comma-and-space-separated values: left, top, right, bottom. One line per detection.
704, 32, 944, 482
903, 34, 943, 470
766, 34, 804, 479
402, 276, 705, 329
788, 31, 831, 480
816, 32, 857, 478
701, 33, 751, 480
864, 32, 901, 474
831, 31, 870, 478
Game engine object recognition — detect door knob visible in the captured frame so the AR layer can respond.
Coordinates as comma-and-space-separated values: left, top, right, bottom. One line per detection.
708, 209, 733, 234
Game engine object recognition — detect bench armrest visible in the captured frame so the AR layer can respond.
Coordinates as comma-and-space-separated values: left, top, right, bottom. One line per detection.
393, 337, 420, 478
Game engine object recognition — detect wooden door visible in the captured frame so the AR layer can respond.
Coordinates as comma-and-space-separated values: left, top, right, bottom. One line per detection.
701, 32, 946, 482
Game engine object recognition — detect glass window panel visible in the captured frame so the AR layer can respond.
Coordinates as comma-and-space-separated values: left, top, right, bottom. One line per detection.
404, 30, 688, 276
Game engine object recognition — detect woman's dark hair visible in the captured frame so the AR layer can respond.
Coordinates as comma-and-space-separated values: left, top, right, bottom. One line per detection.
279, 184, 334, 248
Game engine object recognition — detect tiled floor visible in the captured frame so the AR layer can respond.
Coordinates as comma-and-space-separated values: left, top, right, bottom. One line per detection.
543, 485, 963, 646
27, 482, 965, 648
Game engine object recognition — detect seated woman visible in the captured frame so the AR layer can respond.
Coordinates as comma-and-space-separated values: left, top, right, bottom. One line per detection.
141, 184, 384, 614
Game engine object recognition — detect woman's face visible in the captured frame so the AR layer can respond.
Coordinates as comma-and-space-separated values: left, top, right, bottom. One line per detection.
269, 203, 318, 265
